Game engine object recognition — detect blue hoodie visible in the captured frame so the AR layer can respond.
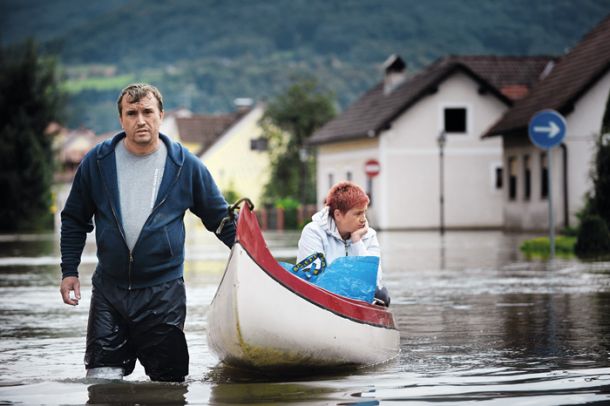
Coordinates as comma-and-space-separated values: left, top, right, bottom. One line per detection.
60, 132, 236, 289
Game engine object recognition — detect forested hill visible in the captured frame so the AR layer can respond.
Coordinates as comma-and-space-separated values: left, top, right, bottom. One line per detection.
2, 0, 610, 132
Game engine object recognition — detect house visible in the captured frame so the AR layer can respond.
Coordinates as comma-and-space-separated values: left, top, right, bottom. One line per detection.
50, 125, 115, 183
484, 14, 610, 231
172, 107, 248, 155
309, 54, 552, 230
199, 102, 270, 205
50, 125, 114, 230
160, 107, 193, 142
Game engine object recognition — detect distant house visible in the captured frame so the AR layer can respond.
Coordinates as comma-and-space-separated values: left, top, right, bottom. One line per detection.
198, 102, 270, 205
484, 15, 610, 231
50, 125, 114, 230
172, 107, 249, 155
50, 125, 114, 183
309, 54, 551, 230
160, 107, 193, 142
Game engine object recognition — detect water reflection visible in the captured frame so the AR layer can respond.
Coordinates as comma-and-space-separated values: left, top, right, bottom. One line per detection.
87, 382, 187, 405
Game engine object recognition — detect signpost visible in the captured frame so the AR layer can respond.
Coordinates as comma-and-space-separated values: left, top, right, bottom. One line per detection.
528, 109, 567, 259
364, 159, 380, 177
364, 159, 380, 205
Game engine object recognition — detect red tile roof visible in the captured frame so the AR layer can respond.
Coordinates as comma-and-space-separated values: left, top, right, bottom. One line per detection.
484, 14, 610, 138
176, 108, 250, 155
309, 55, 552, 145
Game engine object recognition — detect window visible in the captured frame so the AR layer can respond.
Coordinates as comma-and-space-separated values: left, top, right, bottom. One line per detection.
444, 107, 467, 133
495, 166, 503, 189
523, 155, 531, 200
250, 137, 268, 151
346, 171, 353, 181
508, 157, 517, 200
540, 153, 548, 199
328, 173, 334, 190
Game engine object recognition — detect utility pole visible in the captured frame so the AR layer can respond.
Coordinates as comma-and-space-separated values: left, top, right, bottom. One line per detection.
437, 131, 447, 235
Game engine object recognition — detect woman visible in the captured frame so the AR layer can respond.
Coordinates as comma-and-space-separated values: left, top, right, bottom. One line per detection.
297, 181, 390, 306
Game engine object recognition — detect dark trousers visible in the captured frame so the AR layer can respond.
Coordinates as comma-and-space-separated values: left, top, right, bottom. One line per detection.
85, 276, 189, 382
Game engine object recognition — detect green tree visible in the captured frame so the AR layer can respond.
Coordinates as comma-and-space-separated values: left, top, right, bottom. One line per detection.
575, 89, 610, 257
582, 90, 610, 226
0, 39, 64, 231
260, 77, 336, 206
592, 90, 610, 226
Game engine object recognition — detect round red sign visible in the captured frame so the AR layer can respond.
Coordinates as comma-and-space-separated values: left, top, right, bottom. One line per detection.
364, 159, 380, 177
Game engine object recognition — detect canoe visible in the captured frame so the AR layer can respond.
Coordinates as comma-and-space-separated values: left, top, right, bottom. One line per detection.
206, 201, 400, 370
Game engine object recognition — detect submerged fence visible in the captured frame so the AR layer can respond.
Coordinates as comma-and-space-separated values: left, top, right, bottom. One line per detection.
254, 205, 317, 231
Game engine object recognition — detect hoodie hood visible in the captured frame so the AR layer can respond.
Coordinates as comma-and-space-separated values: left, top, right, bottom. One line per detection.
312, 206, 342, 241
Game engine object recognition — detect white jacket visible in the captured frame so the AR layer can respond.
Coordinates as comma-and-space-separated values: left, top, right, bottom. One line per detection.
297, 207, 383, 287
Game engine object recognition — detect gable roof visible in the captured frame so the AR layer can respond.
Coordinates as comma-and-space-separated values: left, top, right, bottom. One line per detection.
309, 55, 552, 145
176, 108, 250, 155
484, 14, 610, 138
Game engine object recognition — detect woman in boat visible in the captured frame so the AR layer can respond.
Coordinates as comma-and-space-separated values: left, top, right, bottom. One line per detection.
297, 181, 390, 306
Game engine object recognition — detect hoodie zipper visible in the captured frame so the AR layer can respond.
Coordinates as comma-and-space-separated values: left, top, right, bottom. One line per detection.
344, 240, 349, 256
98, 160, 135, 289
128, 252, 134, 288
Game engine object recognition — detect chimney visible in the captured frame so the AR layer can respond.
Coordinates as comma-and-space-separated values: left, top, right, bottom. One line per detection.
383, 54, 407, 95
234, 97, 254, 113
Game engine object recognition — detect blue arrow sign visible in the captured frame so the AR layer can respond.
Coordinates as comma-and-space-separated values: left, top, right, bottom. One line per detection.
528, 109, 567, 149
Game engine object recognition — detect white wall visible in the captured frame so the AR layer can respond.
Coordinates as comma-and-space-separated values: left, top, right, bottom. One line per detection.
316, 71, 507, 230
503, 136, 551, 230
378, 72, 505, 229
502, 70, 610, 230
565, 70, 610, 223
315, 139, 380, 225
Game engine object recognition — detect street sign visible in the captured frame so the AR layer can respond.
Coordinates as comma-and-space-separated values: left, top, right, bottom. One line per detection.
528, 109, 567, 149
364, 159, 380, 177
528, 109, 568, 261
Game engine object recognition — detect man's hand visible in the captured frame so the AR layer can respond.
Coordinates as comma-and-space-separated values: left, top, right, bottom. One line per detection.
351, 221, 369, 243
60, 276, 81, 306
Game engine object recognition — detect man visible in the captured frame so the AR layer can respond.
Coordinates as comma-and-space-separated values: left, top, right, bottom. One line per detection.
59, 83, 236, 382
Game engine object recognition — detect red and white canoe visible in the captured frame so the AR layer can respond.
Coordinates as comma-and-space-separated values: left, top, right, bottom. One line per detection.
206, 202, 400, 370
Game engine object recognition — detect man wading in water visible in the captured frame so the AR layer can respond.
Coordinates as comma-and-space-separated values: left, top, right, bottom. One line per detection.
59, 83, 236, 382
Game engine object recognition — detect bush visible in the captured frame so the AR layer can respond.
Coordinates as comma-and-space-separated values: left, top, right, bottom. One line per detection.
575, 215, 610, 258
275, 198, 299, 229
520, 235, 576, 259
222, 187, 239, 205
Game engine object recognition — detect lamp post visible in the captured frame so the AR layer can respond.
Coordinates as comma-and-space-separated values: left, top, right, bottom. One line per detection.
298, 146, 309, 208
437, 131, 447, 236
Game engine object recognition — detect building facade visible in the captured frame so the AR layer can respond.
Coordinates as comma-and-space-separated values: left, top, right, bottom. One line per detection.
485, 15, 610, 231
311, 55, 550, 230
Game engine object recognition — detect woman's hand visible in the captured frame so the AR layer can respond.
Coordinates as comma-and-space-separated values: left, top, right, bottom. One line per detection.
351, 220, 369, 243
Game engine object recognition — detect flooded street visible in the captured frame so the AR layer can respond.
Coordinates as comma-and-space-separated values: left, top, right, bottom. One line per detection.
1, 223, 610, 405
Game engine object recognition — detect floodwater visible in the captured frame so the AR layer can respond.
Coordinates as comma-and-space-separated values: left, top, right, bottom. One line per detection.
1, 222, 610, 405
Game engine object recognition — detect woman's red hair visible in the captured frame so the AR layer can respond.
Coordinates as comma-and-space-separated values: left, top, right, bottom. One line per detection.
325, 181, 369, 216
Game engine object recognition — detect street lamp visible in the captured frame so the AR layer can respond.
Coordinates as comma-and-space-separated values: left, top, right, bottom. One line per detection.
437, 131, 447, 235
298, 147, 309, 208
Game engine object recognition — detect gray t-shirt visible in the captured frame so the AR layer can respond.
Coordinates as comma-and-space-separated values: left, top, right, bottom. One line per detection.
115, 140, 167, 250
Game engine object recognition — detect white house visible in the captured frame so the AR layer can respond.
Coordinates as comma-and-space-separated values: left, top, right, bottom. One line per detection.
309, 54, 551, 230
484, 14, 610, 231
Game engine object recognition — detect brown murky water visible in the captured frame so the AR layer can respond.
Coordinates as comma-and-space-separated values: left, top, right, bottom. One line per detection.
1, 228, 609, 405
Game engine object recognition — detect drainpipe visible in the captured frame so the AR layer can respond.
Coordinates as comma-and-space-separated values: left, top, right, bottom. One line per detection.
561, 143, 569, 229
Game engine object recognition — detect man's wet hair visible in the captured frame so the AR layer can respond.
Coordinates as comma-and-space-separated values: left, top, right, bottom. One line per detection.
117, 83, 164, 115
